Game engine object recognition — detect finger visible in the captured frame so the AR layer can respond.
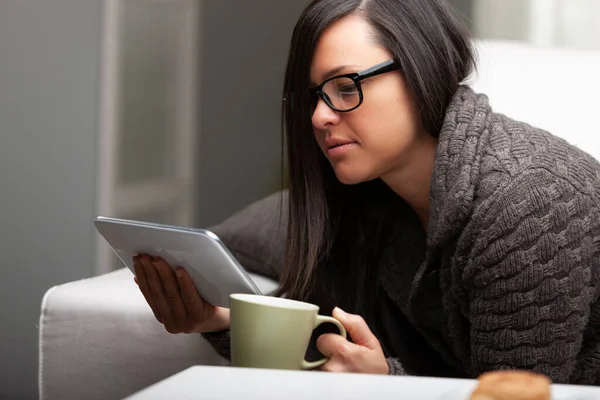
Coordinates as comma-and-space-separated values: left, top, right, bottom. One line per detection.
319, 359, 348, 373
142, 255, 175, 329
316, 333, 354, 359
133, 255, 161, 322
333, 307, 379, 350
154, 258, 187, 323
175, 267, 207, 317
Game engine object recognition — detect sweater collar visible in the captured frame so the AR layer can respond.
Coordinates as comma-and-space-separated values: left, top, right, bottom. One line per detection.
427, 85, 493, 248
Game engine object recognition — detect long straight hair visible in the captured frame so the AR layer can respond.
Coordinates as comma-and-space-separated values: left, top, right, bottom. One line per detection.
276, 0, 475, 314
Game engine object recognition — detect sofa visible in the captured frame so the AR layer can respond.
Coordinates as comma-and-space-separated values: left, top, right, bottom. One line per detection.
38, 39, 600, 400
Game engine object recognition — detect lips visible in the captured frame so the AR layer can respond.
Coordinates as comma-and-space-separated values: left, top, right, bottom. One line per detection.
324, 138, 357, 150
323, 138, 358, 158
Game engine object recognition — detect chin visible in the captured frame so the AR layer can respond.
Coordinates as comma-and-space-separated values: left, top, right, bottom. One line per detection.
332, 166, 375, 185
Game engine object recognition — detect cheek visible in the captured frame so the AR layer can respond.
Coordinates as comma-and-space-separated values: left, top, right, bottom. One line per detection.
351, 91, 420, 152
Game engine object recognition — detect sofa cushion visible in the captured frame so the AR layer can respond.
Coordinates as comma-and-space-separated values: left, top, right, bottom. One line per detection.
209, 190, 287, 282
470, 40, 600, 162
38, 267, 278, 400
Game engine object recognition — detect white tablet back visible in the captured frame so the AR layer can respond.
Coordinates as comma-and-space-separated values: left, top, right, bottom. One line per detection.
94, 216, 263, 308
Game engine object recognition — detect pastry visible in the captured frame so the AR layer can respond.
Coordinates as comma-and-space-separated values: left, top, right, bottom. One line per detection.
470, 370, 551, 400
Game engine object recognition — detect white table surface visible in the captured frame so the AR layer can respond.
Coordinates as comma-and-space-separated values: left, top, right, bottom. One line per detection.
124, 366, 600, 400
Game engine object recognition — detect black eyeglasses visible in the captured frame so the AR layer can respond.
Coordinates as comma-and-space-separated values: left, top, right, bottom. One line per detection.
309, 59, 400, 113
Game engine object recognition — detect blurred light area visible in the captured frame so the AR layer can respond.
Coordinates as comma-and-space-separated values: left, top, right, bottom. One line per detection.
449, 0, 600, 50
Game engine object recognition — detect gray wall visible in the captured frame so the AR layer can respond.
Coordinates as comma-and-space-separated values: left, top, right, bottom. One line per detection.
0, 0, 308, 397
196, 0, 308, 227
0, 1, 102, 398
448, 0, 474, 28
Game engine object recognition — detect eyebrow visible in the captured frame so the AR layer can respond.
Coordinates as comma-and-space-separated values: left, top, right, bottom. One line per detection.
310, 64, 358, 86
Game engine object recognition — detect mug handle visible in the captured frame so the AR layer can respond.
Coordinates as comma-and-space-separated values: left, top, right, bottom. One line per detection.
301, 315, 347, 370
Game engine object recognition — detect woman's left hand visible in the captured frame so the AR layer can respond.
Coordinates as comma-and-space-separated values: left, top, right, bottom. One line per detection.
316, 307, 389, 374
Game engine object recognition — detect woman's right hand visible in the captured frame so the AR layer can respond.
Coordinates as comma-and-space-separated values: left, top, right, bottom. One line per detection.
132, 254, 230, 334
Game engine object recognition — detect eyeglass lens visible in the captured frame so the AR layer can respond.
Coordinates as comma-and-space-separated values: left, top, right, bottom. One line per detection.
321, 77, 360, 111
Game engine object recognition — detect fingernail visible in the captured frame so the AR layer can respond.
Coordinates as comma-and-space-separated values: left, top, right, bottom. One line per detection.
333, 307, 347, 316
175, 268, 183, 278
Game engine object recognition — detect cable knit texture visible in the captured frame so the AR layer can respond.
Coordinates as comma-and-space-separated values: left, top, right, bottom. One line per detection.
392, 86, 600, 384
204, 86, 600, 384
386, 357, 406, 375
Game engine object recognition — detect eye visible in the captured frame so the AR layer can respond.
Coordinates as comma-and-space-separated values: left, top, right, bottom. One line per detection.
339, 84, 358, 95
329, 77, 358, 97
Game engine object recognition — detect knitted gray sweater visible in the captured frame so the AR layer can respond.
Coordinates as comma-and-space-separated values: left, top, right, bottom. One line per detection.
204, 86, 600, 384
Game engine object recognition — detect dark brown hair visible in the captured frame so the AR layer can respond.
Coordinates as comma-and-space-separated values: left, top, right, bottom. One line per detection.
276, 0, 475, 314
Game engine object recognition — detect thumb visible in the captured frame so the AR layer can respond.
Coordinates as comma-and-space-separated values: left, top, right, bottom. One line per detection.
332, 307, 379, 350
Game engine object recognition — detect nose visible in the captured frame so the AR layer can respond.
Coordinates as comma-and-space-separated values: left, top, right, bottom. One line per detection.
311, 97, 340, 130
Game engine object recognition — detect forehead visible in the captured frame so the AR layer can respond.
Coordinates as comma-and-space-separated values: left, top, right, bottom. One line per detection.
310, 14, 392, 84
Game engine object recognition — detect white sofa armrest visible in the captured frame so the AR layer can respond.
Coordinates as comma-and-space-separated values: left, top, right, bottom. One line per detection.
39, 268, 277, 400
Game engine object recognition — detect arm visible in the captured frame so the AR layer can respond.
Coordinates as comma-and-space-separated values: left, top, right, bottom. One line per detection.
465, 172, 599, 382
387, 358, 406, 375
202, 330, 232, 361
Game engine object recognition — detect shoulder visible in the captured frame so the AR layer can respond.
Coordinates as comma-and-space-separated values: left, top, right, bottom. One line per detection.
480, 113, 600, 201
459, 164, 600, 329
431, 86, 600, 251
465, 108, 600, 230
457, 119, 600, 277
459, 164, 600, 292
469, 158, 600, 249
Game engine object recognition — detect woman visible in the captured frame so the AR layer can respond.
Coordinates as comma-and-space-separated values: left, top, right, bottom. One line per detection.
133, 0, 600, 384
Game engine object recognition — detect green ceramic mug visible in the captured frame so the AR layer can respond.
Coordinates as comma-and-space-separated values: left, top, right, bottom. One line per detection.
229, 294, 347, 370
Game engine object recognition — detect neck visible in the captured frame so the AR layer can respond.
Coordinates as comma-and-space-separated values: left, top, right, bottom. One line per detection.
380, 134, 438, 231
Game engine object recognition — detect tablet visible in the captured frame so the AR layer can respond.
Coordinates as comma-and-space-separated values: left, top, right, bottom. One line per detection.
94, 216, 263, 308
